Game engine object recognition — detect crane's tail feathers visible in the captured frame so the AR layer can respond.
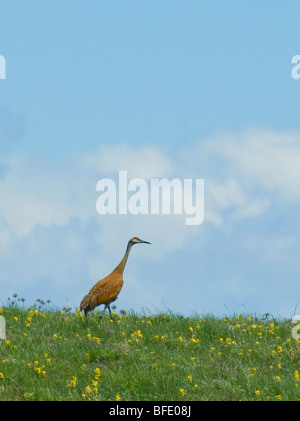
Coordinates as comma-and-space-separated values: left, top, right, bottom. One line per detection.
80, 294, 93, 317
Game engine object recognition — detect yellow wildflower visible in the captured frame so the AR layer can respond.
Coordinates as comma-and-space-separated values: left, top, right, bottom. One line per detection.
77, 309, 83, 317
85, 385, 92, 394
68, 376, 77, 387
24, 392, 34, 398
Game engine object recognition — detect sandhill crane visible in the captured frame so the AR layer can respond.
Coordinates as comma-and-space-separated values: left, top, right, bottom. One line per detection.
80, 237, 151, 319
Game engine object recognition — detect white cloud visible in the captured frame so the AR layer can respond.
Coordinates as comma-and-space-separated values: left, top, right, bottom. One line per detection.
82, 143, 173, 179
200, 127, 300, 202
0, 146, 186, 268
0, 155, 94, 242
179, 127, 300, 227
1, 127, 300, 315
205, 178, 269, 225
1, 127, 299, 251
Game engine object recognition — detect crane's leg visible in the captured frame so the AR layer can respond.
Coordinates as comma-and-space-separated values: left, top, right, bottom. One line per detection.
98, 307, 106, 322
108, 305, 114, 321
98, 301, 116, 322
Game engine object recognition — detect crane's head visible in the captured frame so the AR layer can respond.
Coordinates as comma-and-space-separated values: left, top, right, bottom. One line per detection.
129, 237, 151, 246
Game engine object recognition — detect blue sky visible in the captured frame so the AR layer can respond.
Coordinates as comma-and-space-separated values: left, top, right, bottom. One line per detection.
0, 1, 300, 317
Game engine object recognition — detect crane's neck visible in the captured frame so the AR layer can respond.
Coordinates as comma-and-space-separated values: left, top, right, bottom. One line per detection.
114, 241, 133, 274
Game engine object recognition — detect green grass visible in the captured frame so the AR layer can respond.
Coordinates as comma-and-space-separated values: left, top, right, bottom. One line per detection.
0, 301, 300, 401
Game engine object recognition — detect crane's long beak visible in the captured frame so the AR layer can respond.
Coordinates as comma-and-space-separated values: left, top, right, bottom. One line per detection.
141, 240, 151, 244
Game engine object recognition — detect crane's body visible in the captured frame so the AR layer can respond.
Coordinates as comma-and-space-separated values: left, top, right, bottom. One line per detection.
80, 237, 150, 319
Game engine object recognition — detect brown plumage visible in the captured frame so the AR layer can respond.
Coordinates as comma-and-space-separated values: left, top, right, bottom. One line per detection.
80, 237, 150, 319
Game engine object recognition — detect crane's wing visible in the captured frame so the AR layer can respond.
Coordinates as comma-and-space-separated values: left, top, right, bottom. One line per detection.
82, 273, 124, 312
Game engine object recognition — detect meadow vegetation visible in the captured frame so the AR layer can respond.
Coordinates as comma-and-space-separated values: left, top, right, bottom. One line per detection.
0, 296, 300, 401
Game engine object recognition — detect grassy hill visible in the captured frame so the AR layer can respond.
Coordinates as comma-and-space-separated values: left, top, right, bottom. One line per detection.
0, 299, 299, 401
